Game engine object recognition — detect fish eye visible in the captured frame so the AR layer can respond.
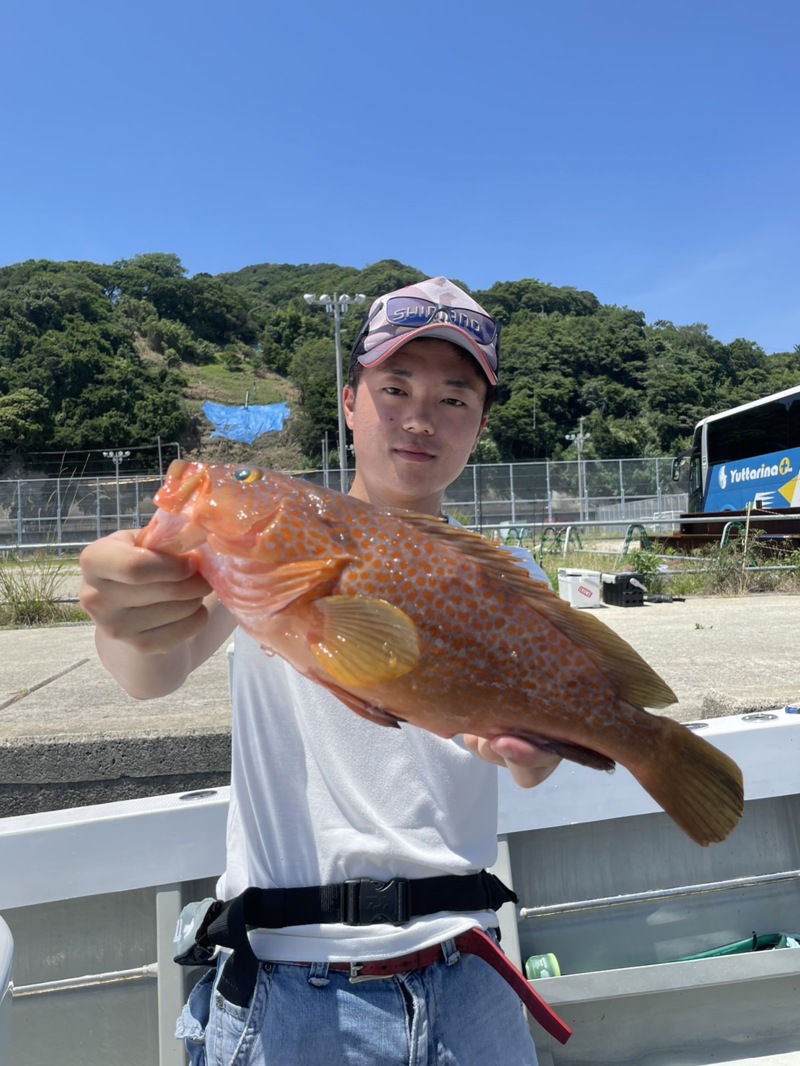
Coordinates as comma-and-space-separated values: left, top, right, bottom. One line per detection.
232, 467, 262, 484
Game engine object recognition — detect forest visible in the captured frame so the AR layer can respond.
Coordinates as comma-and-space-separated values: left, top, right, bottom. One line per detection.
0, 252, 798, 477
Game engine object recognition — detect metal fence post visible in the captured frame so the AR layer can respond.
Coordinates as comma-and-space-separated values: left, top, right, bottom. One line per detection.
56, 479, 63, 546
656, 456, 662, 511
16, 481, 23, 545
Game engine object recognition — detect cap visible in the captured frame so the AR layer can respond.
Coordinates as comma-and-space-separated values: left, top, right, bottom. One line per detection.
349, 276, 499, 384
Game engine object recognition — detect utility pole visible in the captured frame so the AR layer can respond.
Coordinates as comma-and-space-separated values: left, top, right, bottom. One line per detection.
565, 417, 591, 522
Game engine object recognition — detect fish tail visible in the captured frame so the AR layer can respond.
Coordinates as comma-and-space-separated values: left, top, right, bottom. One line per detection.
631, 714, 744, 846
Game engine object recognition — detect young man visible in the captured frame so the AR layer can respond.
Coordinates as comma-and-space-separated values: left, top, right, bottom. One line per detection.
79, 276, 561, 1065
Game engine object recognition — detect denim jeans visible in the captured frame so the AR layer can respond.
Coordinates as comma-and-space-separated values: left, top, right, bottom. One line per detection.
176, 937, 539, 1065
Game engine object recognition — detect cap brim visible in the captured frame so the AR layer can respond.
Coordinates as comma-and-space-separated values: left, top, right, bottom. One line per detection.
356, 323, 497, 385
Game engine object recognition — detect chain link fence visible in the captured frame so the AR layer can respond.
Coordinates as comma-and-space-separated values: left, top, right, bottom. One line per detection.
0, 458, 686, 552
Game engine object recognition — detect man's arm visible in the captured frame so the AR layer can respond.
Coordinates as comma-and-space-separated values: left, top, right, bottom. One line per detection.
79, 529, 236, 699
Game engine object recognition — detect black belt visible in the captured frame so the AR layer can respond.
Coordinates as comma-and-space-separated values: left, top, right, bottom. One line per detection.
240, 869, 516, 929
189, 871, 518, 1009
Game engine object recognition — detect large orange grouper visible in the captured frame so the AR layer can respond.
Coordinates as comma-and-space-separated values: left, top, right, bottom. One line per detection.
137, 460, 744, 846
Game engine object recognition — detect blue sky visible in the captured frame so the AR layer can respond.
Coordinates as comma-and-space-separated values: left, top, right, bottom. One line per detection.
1, 0, 798, 353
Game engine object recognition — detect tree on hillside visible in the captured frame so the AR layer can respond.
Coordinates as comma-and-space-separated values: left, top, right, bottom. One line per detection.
287, 337, 341, 464
1, 253, 795, 471
0, 388, 50, 451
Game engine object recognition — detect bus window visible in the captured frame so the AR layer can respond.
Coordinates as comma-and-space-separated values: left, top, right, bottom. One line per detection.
706, 395, 800, 464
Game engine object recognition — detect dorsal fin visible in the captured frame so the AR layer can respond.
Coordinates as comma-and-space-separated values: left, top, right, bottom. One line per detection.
387, 509, 548, 593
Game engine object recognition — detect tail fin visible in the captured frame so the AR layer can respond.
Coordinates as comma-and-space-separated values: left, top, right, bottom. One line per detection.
632, 716, 744, 846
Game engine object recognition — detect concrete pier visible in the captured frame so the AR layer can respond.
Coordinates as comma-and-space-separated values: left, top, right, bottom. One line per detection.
1, 594, 799, 816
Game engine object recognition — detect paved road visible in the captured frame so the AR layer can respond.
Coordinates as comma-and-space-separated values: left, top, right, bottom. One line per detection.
1, 593, 798, 814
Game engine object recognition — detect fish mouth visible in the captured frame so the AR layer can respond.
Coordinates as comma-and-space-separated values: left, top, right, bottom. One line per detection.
138, 510, 207, 553
156, 461, 209, 509
136, 461, 211, 553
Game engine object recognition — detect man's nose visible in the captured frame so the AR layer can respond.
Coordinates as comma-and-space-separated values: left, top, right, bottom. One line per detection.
403, 401, 436, 434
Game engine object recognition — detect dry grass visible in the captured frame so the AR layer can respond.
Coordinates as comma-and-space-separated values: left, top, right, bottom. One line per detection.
0, 556, 87, 627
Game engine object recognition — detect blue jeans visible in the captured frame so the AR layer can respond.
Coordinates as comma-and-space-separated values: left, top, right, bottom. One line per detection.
176, 937, 539, 1065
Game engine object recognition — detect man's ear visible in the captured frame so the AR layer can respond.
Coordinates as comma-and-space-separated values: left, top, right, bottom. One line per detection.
343, 384, 356, 429
475, 412, 489, 443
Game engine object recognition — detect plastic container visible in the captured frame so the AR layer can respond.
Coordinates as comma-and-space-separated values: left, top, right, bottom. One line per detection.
557, 569, 602, 608
524, 952, 561, 979
601, 572, 645, 607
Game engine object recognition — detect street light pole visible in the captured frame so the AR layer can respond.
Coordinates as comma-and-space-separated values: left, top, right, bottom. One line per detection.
565, 417, 591, 522
102, 449, 131, 529
304, 292, 366, 493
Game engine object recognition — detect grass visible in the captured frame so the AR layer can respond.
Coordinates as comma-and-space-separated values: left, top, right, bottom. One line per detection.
2, 527, 799, 631
181, 363, 291, 409
0, 555, 88, 627
533, 535, 800, 598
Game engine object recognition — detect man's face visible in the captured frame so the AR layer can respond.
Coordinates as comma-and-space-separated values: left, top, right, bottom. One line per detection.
343, 339, 489, 513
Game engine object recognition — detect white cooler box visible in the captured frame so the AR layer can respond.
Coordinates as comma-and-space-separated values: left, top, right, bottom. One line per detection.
557, 568, 603, 608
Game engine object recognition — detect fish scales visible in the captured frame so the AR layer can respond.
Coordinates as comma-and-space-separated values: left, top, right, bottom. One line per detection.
137, 460, 745, 846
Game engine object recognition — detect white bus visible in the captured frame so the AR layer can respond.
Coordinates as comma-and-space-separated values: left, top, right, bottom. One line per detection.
674, 384, 800, 513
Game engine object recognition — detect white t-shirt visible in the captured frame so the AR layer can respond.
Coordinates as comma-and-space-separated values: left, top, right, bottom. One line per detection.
217, 540, 549, 963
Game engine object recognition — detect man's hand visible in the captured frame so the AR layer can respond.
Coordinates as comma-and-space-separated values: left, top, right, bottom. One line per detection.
463, 734, 562, 789
79, 529, 232, 699
80, 529, 213, 653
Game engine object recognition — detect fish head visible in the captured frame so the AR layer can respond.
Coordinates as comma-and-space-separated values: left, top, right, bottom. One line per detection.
137, 460, 289, 558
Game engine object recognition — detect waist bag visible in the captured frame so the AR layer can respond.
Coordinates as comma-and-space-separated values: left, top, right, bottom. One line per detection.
173, 870, 571, 1044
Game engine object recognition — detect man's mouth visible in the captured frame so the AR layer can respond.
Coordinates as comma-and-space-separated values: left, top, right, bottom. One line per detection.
394, 447, 435, 462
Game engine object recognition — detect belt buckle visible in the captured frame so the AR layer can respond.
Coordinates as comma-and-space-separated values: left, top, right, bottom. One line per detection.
348, 962, 394, 985
341, 878, 410, 926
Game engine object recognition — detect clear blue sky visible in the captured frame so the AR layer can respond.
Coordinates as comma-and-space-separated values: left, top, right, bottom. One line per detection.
1, 0, 798, 354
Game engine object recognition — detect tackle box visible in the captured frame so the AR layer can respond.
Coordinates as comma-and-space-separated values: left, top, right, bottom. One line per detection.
601, 572, 646, 607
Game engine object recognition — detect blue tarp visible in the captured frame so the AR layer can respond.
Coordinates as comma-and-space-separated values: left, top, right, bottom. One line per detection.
202, 401, 291, 444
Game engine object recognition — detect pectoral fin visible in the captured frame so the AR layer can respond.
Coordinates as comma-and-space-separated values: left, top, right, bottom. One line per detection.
213, 556, 353, 614
309, 595, 420, 687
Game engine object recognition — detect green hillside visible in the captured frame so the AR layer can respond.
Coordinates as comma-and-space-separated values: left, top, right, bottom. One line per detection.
0, 252, 797, 478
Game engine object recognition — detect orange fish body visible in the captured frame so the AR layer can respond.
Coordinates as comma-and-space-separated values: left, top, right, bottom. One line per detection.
137, 460, 744, 846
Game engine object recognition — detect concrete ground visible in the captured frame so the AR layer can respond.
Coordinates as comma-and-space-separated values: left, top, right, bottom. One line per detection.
1, 593, 798, 816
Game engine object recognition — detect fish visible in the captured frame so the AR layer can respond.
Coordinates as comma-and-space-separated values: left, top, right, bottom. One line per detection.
136, 460, 744, 846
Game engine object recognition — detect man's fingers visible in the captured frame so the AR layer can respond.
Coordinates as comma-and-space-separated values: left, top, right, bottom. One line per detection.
462, 734, 504, 766
81, 530, 202, 585
117, 604, 211, 653
463, 733, 562, 789
82, 572, 212, 611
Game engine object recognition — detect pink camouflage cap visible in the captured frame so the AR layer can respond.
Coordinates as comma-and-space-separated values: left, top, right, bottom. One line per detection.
350, 276, 500, 385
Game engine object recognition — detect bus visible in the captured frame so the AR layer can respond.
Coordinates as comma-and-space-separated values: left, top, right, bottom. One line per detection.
673, 384, 800, 513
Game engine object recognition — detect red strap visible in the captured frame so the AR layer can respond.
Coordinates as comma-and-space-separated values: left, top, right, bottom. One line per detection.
456, 929, 572, 1045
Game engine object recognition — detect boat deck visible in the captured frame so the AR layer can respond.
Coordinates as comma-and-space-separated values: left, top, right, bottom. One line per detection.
2, 711, 799, 1064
